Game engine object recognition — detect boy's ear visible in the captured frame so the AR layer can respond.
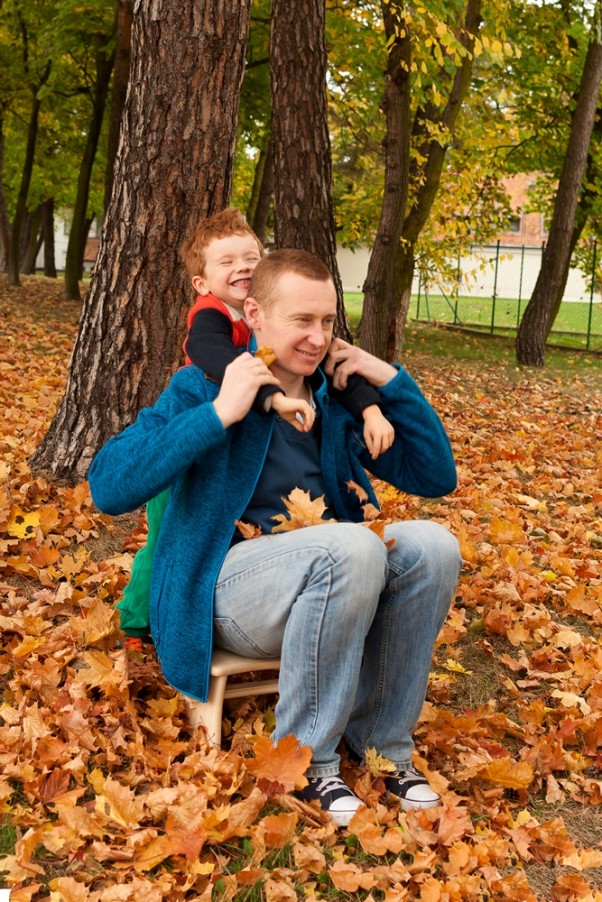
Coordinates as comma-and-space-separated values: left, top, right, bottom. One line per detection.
244, 296, 262, 329
192, 274, 208, 295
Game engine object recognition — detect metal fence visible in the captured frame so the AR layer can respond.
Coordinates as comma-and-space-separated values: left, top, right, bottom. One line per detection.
411, 241, 602, 352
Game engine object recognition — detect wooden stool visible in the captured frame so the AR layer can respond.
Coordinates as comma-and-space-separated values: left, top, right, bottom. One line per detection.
182, 648, 281, 747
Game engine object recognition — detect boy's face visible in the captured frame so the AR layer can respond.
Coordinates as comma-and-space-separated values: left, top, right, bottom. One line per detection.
246, 272, 337, 386
192, 234, 262, 310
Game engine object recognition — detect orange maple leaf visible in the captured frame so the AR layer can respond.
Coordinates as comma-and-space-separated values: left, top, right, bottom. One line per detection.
235, 519, 262, 540
246, 734, 312, 794
271, 488, 330, 533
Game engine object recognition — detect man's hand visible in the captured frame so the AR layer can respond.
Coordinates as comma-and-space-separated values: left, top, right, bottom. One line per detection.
271, 393, 316, 432
324, 338, 397, 389
212, 353, 280, 428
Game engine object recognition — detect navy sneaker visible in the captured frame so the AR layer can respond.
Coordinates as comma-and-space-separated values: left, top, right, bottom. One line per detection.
296, 775, 362, 827
385, 767, 440, 810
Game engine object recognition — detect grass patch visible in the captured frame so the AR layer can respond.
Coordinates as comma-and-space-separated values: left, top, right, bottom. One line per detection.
344, 290, 602, 354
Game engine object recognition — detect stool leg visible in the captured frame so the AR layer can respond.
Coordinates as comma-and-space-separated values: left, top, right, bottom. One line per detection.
183, 673, 228, 746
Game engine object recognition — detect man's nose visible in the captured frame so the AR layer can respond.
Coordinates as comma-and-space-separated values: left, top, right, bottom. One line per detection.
306, 325, 326, 346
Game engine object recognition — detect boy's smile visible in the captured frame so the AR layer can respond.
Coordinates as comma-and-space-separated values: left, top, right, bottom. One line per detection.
192, 233, 262, 310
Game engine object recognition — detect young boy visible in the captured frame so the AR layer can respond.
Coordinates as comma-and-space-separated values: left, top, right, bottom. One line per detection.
119, 209, 395, 648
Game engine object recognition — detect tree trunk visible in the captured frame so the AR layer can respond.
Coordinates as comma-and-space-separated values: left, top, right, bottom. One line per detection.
30, 0, 251, 484
41, 198, 57, 278
21, 205, 42, 274
247, 133, 273, 243
270, 0, 350, 340
0, 114, 10, 272
64, 38, 115, 300
360, 0, 482, 361
516, 18, 602, 366
358, 4, 411, 361
7, 61, 51, 286
104, 0, 134, 214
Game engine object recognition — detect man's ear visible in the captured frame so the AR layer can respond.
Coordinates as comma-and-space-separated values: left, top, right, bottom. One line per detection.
244, 296, 262, 329
191, 274, 209, 295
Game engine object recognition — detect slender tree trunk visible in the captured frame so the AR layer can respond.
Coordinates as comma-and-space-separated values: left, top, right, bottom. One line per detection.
64, 41, 115, 300
247, 133, 273, 243
8, 61, 51, 286
358, 4, 411, 361
0, 114, 10, 272
30, 0, 251, 484
104, 0, 134, 214
270, 0, 350, 340
360, 0, 482, 360
41, 198, 57, 278
516, 17, 602, 366
21, 205, 42, 273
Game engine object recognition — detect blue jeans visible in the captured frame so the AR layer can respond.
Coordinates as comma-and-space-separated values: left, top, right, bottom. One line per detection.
214, 520, 461, 777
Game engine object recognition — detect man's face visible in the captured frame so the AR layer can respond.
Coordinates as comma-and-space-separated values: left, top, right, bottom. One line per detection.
192, 234, 262, 310
247, 272, 337, 384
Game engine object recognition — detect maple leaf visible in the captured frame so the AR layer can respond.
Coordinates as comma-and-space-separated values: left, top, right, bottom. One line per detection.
271, 487, 330, 532
235, 518, 262, 539
246, 734, 312, 794
484, 758, 534, 789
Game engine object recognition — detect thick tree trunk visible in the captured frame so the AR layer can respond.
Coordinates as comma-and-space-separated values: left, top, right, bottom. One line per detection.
30, 0, 251, 484
104, 0, 134, 214
64, 40, 115, 301
270, 0, 350, 340
516, 23, 602, 366
41, 199, 57, 278
360, 0, 481, 361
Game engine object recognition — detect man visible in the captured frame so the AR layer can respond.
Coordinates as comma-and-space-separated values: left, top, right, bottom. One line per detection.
89, 248, 461, 827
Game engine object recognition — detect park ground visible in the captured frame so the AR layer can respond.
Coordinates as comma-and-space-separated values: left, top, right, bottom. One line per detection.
0, 274, 601, 901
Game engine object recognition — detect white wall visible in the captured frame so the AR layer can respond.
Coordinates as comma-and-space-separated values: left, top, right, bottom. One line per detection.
336, 243, 599, 303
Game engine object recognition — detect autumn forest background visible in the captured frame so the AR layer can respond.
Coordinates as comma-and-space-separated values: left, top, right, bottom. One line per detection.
1, 0, 602, 900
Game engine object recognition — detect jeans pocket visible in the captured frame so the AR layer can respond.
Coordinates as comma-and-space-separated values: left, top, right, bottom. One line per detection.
214, 617, 279, 658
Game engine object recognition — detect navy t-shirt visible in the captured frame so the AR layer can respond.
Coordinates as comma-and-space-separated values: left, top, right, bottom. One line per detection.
235, 408, 334, 539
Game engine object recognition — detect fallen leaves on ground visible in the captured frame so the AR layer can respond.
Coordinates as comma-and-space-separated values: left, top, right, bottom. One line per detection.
0, 276, 601, 900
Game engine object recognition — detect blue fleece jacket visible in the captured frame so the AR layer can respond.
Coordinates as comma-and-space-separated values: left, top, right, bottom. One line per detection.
88, 364, 457, 701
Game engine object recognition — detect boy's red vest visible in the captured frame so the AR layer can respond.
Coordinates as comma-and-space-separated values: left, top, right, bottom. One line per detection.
183, 294, 251, 366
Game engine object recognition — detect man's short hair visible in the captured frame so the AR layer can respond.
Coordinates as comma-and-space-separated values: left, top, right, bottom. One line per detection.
249, 248, 333, 311
180, 208, 264, 279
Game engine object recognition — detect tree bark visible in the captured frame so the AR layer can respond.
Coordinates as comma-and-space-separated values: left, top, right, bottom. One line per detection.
270, 0, 350, 340
104, 0, 134, 214
64, 35, 115, 301
360, 0, 482, 361
30, 0, 251, 484
516, 14, 602, 366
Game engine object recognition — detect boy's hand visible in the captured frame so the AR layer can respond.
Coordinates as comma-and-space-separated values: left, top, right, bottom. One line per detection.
362, 405, 395, 459
272, 393, 316, 433
325, 338, 397, 388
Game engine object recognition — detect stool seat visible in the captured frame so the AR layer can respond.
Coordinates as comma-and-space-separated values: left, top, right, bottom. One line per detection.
182, 648, 281, 746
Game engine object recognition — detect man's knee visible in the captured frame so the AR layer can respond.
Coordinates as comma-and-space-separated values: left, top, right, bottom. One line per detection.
321, 522, 388, 590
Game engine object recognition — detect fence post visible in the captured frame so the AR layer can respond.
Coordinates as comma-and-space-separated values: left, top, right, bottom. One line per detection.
586, 239, 597, 351
517, 244, 525, 327
491, 240, 500, 334
416, 270, 422, 320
